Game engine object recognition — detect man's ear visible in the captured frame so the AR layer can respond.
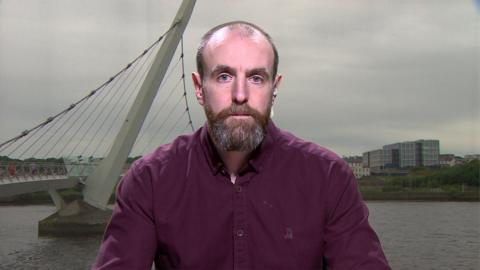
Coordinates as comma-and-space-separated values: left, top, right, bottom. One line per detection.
192, 72, 204, 106
272, 74, 283, 104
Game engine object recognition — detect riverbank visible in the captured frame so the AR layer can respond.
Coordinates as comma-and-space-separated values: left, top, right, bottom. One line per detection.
361, 189, 480, 201
1, 186, 478, 206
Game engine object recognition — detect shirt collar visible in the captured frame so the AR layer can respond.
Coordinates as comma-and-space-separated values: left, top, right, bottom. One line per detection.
200, 120, 278, 175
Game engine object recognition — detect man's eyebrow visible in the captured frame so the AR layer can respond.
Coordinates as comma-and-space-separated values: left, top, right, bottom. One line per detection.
210, 65, 236, 76
246, 68, 271, 80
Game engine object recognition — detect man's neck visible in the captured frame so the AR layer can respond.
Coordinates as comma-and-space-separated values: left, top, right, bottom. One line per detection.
217, 148, 250, 177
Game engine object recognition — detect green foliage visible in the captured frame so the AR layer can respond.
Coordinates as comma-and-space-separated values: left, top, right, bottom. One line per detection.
0, 156, 20, 162
384, 160, 479, 188
408, 166, 429, 176
0, 156, 64, 163
126, 156, 142, 164
425, 160, 479, 186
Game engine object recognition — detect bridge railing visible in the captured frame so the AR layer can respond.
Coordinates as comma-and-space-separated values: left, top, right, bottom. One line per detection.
0, 161, 68, 181
0, 160, 131, 182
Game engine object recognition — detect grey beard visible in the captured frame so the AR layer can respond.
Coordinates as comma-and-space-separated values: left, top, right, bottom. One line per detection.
210, 118, 265, 152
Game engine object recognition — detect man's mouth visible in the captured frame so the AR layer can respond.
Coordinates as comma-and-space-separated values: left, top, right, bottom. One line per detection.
228, 113, 252, 120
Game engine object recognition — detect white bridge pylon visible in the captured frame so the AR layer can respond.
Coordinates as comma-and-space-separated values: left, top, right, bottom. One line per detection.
82, 0, 196, 210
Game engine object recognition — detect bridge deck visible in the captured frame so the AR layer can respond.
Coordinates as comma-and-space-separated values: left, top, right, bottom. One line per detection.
0, 162, 82, 198
0, 176, 78, 198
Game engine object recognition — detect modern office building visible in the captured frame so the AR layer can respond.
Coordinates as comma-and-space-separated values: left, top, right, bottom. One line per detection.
362, 149, 385, 173
363, 139, 440, 170
418, 139, 440, 167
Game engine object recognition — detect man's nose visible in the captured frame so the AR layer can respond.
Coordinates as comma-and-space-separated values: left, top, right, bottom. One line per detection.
232, 78, 248, 104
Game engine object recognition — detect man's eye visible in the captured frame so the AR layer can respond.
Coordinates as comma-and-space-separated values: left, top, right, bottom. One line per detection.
249, 75, 264, 84
217, 74, 232, 82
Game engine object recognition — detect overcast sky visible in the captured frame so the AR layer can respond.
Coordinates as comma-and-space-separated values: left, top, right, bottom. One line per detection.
0, 0, 478, 157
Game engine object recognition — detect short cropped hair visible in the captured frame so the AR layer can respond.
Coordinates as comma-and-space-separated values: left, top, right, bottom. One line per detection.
196, 21, 279, 81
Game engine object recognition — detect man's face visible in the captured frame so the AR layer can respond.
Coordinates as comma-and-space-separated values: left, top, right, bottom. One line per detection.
192, 29, 282, 152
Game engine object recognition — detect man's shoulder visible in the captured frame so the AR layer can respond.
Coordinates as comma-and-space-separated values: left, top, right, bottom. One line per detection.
130, 130, 200, 173
271, 125, 355, 189
273, 126, 341, 164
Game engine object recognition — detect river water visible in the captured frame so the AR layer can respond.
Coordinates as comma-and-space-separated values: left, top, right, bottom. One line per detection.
0, 202, 479, 270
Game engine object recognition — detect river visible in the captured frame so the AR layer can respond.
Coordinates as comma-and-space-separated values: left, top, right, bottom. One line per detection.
0, 202, 479, 269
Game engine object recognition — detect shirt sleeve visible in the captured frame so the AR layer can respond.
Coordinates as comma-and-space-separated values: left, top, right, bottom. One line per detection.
323, 159, 391, 270
92, 162, 157, 270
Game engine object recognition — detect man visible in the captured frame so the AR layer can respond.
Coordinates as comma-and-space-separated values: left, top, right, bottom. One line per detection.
93, 21, 390, 270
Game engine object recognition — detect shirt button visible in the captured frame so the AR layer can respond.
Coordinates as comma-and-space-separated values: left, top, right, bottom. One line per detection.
236, 229, 244, 237
235, 186, 242, 193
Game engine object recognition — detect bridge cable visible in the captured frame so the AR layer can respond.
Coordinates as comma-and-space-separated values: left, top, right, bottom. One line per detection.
133, 38, 194, 155
0, 23, 178, 156
28, 96, 97, 159
77, 49, 155, 158
6, 120, 46, 158
159, 108, 188, 146
35, 101, 86, 159
65, 71, 128, 158
53, 56, 149, 158
115, 53, 183, 156
139, 94, 185, 154
44, 85, 107, 158
15, 112, 68, 159
134, 77, 182, 151
180, 37, 195, 132
64, 29, 176, 158
181, 121, 193, 134
88, 46, 161, 158
40, 98, 90, 158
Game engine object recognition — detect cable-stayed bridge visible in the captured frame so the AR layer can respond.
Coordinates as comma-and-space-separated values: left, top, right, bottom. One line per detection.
0, 0, 196, 217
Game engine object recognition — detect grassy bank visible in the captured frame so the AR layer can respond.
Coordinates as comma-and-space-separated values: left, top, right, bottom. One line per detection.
2, 185, 478, 205
0, 186, 115, 205
0, 187, 83, 205
358, 161, 479, 201
360, 186, 480, 201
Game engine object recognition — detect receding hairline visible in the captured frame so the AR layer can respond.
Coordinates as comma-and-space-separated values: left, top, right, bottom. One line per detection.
196, 21, 279, 80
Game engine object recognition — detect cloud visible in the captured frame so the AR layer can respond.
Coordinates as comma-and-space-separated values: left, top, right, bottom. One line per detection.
0, 0, 478, 158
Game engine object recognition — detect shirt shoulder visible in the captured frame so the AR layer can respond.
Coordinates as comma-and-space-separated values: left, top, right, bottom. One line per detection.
273, 127, 343, 166
129, 130, 200, 176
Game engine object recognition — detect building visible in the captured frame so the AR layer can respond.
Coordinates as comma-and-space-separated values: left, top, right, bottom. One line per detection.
455, 156, 465, 165
343, 156, 370, 179
464, 154, 480, 163
383, 142, 418, 168
418, 139, 440, 167
362, 139, 440, 172
439, 154, 456, 167
363, 149, 385, 174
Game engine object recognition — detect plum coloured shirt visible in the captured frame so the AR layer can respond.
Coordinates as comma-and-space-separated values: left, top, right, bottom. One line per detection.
93, 121, 390, 270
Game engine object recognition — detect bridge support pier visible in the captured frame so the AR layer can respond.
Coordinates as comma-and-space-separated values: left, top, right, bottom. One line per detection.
38, 199, 112, 237
47, 188, 65, 210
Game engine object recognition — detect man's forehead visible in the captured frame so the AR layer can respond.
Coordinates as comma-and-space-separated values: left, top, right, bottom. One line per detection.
208, 27, 264, 45
203, 28, 274, 72
205, 27, 271, 54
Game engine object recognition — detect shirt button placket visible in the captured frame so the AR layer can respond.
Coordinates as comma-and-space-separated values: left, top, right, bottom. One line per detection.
233, 182, 248, 270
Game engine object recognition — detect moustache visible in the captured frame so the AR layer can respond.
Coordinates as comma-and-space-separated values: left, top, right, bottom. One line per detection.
214, 104, 266, 122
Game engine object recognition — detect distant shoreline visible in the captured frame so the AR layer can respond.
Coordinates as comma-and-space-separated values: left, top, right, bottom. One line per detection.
361, 191, 479, 202
1, 189, 478, 206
